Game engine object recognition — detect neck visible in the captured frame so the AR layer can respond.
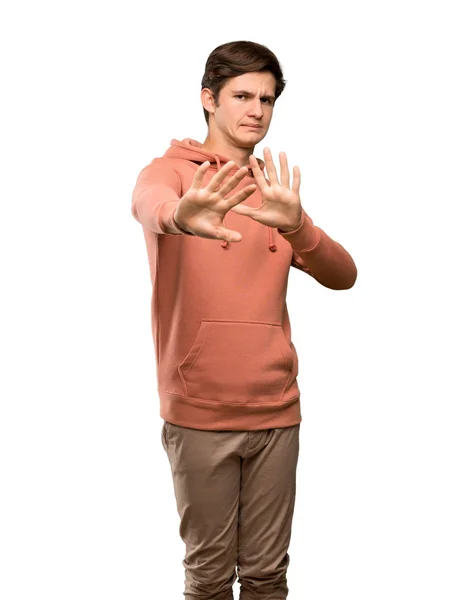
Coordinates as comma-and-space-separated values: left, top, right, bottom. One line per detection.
201, 132, 255, 169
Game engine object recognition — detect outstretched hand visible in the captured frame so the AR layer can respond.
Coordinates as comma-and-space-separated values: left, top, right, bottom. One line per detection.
229, 147, 303, 233
173, 160, 257, 242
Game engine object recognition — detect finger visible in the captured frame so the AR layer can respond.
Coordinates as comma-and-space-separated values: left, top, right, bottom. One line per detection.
219, 166, 250, 197
228, 203, 258, 218
279, 151, 290, 188
224, 183, 257, 211
263, 147, 280, 185
201, 223, 243, 243
191, 161, 211, 190
292, 165, 301, 196
248, 154, 269, 190
228, 191, 266, 223
206, 161, 236, 192
213, 225, 243, 243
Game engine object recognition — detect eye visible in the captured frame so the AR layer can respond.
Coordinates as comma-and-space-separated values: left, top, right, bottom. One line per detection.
234, 94, 271, 104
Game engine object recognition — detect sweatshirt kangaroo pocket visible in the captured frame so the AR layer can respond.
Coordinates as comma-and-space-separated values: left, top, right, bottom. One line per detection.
178, 319, 295, 403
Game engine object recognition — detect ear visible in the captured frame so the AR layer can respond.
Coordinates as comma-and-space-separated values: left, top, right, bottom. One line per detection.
200, 88, 216, 116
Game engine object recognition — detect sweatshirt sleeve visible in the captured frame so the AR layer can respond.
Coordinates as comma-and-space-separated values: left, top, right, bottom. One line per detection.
277, 209, 357, 290
131, 158, 195, 235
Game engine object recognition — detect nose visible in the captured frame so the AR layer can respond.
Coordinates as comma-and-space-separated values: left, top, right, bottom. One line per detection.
248, 99, 264, 119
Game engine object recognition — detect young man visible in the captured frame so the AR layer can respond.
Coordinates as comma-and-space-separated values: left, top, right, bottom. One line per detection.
131, 41, 357, 600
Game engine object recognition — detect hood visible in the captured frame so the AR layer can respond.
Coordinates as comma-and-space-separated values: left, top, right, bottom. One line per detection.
162, 138, 278, 252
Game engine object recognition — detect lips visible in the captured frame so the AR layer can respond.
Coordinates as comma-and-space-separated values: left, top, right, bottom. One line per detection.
243, 124, 261, 129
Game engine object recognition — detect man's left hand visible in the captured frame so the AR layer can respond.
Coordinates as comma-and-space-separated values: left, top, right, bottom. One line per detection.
229, 147, 303, 233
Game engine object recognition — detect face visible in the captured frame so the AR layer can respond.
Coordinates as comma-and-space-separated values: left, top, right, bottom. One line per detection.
202, 71, 276, 148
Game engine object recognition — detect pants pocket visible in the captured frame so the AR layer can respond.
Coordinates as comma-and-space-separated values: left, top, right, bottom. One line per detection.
178, 319, 294, 404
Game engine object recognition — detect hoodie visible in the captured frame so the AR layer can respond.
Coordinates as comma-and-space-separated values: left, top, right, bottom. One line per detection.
131, 138, 357, 431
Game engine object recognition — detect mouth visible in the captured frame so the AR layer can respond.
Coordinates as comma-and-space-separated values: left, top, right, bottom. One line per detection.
242, 125, 262, 129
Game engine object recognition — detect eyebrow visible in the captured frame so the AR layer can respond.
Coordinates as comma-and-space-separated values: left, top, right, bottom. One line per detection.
231, 89, 275, 102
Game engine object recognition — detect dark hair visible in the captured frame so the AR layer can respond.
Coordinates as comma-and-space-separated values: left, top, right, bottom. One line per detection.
200, 40, 287, 125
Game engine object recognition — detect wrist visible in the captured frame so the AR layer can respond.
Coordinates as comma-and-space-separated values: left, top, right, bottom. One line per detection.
173, 212, 192, 235
278, 208, 304, 234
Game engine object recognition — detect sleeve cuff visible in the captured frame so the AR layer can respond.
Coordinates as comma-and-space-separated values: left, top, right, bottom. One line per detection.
277, 209, 321, 252
158, 201, 195, 235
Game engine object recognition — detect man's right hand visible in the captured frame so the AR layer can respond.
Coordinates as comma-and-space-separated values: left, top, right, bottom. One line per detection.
173, 160, 257, 242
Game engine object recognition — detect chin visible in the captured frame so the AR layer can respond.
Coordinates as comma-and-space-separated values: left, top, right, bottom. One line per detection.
237, 129, 264, 144
238, 139, 257, 149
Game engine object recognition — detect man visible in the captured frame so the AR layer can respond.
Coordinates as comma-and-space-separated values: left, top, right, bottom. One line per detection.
131, 40, 357, 600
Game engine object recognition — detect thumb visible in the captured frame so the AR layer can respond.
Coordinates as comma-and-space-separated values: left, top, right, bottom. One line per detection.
229, 204, 260, 218
213, 224, 243, 243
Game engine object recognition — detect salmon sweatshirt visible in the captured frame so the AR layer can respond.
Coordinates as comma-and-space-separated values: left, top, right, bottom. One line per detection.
131, 138, 357, 431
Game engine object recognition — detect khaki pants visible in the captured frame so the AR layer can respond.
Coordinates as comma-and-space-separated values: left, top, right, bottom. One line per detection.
161, 420, 301, 599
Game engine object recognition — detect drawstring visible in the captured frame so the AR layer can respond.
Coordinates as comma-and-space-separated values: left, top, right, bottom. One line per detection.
268, 226, 277, 252
212, 154, 277, 252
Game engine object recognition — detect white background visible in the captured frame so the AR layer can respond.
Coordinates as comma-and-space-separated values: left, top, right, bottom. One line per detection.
1, 0, 449, 598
